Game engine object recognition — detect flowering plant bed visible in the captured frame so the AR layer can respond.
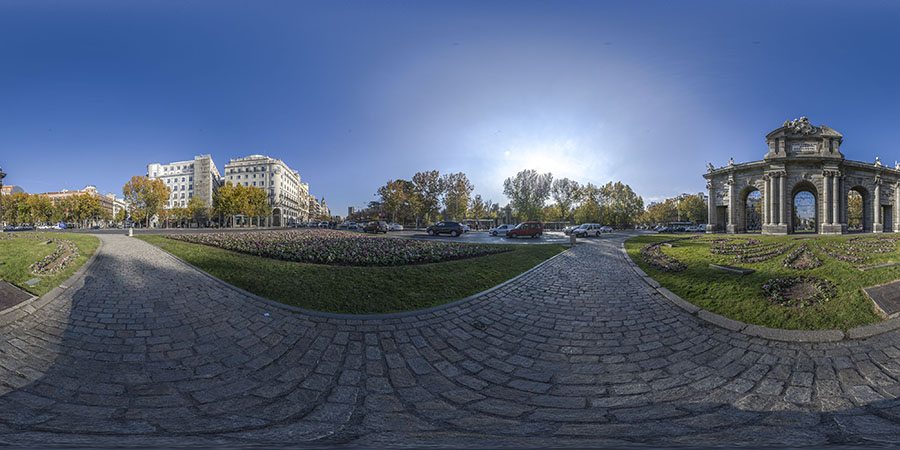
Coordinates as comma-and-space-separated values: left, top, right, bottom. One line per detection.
640, 236, 697, 272
782, 244, 823, 270
168, 230, 510, 266
1, 234, 81, 275
762, 276, 837, 308
0, 232, 98, 297
624, 234, 891, 330
709, 238, 794, 263
138, 234, 564, 314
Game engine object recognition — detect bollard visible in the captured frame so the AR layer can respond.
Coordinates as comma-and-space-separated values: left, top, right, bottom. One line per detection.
570, 233, 576, 246
128, 227, 133, 237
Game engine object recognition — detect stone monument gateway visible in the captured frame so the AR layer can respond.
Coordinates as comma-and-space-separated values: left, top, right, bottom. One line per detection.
704, 117, 900, 235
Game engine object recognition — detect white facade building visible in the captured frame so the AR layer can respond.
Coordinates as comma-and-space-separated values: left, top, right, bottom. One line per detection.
147, 155, 222, 210
223, 155, 306, 226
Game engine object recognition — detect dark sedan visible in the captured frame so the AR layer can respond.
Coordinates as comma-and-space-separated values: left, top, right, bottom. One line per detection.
363, 220, 389, 233
426, 221, 464, 237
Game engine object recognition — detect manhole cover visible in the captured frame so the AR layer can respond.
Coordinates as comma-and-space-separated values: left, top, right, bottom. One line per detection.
864, 280, 900, 318
0, 280, 33, 310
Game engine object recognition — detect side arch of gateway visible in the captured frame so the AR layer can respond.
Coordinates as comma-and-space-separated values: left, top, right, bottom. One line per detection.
704, 117, 899, 235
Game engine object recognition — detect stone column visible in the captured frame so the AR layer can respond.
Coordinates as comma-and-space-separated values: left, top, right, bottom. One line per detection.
895, 182, 900, 233
761, 176, 768, 226
875, 181, 882, 233
823, 173, 831, 227
768, 175, 776, 226
833, 174, 840, 226
707, 181, 715, 233
726, 177, 736, 234
779, 173, 786, 226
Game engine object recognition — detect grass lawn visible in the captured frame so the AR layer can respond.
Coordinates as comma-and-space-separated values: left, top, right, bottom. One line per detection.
0, 232, 100, 297
624, 233, 897, 330
137, 234, 565, 314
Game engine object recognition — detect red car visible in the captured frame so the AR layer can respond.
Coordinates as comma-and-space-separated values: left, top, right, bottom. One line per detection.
506, 221, 543, 238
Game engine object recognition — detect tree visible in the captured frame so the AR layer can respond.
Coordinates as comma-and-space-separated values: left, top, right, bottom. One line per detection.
123, 176, 170, 227
442, 172, 474, 221
643, 200, 678, 226
469, 194, 487, 220
186, 197, 210, 227
677, 195, 708, 224
26, 195, 53, 224
412, 170, 444, 226
114, 207, 127, 224
73, 194, 103, 228
600, 182, 644, 228
574, 183, 603, 224
213, 182, 243, 227
51, 196, 77, 224
377, 179, 413, 223
503, 169, 553, 221
2, 192, 28, 224
551, 178, 580, 223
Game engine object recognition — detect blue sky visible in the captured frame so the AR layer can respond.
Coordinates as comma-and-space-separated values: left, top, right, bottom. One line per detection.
2, 1, 900, 214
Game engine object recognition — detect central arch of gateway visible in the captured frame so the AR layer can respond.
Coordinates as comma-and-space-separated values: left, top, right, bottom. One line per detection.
704, 117, 900, 235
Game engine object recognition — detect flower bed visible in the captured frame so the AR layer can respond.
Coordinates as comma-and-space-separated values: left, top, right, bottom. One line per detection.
640, 237, 697, 272
709, 238, 793, 263
761, 276, 837, 308
782, 244, 822, 270
1, 233, 81, 275
167, 230, 510, 266
29, 239, 79, 275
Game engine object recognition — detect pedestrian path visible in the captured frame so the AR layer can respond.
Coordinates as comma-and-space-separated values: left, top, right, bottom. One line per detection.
1, 233, 899, 446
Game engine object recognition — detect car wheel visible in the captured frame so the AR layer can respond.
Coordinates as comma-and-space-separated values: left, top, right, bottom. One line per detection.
596, 231, 601, 237
536, 233, 542, 238
428, 230, 435, 236
491, 231, 497, 236
451, 230, 459, 237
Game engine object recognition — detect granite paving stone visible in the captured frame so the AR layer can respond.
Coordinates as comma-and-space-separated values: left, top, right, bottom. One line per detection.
2, 232, 900, 447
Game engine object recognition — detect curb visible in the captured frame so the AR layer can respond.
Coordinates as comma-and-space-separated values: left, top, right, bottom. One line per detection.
0, 236, 104, 327
138, 236, 574, 321
618, 240, 899, 343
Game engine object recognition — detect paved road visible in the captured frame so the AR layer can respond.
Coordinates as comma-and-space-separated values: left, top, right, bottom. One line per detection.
2, 233, 900, 447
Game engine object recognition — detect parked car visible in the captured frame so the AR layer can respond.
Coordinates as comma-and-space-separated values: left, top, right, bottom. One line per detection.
600, 225, 614, 233
697, 224, 707, 232
348, 222, 358, 230
363, 220, 389, 234
427, 221, 464, 237
563, 225, 580, 235
506, 221, 543, 239
388, 222, 404, 231
574, 223, 603, 237
489, 224, 515, 236
461, 224, 470, 233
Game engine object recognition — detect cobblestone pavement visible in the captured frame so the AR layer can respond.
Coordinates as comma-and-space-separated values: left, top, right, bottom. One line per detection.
3, 234, 900, 447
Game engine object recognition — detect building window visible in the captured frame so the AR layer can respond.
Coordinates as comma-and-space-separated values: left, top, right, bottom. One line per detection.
189, 177, 192, 182
244, 182, 248, 186
181, 193, 185, 198
270, 181, 274, 186
189, 185, 192, 190
182, 177, 185, 182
